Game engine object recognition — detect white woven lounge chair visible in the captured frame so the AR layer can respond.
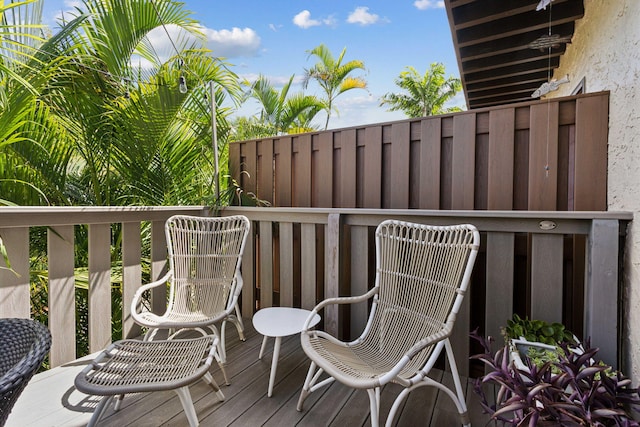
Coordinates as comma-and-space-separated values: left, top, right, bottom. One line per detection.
131, 214, 250, 384
297, 220, 479, 427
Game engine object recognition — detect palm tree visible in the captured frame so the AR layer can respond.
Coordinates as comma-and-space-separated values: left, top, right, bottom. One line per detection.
303, 44, 367, 130
1, 0, 242, 207
380, 63, 463, 118
246, 74, 323, 135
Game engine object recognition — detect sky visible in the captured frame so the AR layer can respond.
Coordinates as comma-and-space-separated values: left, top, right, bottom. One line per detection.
41, 0, 463, 130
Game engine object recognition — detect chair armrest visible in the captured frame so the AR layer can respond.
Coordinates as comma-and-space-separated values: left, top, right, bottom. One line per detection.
302, 287, 379, 331
130, 272, 172, 318
377, 323, 454, 385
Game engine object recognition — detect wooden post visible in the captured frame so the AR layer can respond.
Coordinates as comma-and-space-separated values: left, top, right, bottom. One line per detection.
150, 220, 167, 315
122, 222, 142, 339
586, 219, 619, 367
89, 223, 112, 352
48, 225, 75, 366
0, 227, 30, 318
325, 214, 343, 336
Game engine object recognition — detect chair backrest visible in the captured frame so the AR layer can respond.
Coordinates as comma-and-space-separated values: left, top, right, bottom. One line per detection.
367, 220, 479, 369
0, 318, 51, 426
165, 215, 250, 318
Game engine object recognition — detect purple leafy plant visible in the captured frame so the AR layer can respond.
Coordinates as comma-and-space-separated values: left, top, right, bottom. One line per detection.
471, 330, 640, 426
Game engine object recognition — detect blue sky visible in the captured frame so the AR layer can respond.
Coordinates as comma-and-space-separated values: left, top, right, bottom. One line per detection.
42, 0, 463, 129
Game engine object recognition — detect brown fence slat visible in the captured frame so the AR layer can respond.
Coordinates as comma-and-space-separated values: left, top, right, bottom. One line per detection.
451, 114, 476, 209
341, 129, 357, 208
488, 108, 515, 209
574, 95, 608, 210
315, 132, 333, 207
390, 122, 411, 208
243, 140, 257, 199
294, 134, 312, 207
363, 126, 383, 208
259, 139, 274, 205
275, 137, 292, 207
419, 118, 442, 209
528, 102, 559, 210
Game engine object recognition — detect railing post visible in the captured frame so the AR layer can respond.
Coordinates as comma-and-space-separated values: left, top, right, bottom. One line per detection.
325, 213, 343, 337
0, 227, 30, 318
89, 223, 112, 352
150, 220, 167, 315
122, 222, 142, 339
259, 221, 274, 308
48, 225, 75, 367
586, 219, 620, 368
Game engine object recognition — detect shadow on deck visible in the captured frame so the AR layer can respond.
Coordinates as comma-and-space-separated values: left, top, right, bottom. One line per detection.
7, 321, 493, 426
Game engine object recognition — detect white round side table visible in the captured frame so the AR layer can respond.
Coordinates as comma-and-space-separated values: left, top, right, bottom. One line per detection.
252, 307, 321, 397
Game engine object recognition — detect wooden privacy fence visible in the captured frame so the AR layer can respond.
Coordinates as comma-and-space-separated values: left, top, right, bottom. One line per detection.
228, 91, 608, 211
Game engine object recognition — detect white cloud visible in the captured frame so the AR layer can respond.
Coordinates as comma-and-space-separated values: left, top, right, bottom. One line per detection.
240, 73, 304, 87
347, 7, 381, 26
201, 27, 261, 58
324, 16, 338, 27
293, 10, 321, 29
413, 0, 445, 10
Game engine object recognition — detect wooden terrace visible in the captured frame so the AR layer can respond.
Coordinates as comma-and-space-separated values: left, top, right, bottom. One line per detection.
7, 321, 492, 427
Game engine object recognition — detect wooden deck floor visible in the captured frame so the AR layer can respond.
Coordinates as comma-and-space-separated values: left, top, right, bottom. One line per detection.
7, 321, 493, 426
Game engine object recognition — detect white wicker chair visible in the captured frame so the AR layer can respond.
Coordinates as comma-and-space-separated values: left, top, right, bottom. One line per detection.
297, 220, 479, 427
131, 214, 250, 384
75, 335, 224, 427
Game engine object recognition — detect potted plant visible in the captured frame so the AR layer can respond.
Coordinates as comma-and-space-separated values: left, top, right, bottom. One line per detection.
471, 329, 640, 426
503, 314, 579, 374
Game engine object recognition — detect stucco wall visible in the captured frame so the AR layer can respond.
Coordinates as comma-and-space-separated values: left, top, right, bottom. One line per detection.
550, 0, 640, 382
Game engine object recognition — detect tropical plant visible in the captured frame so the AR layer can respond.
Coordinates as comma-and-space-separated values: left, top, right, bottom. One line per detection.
0, 0, 243, 365
1, 0, 242, 207
380, 63, 463, 118
471, 332, 640, 426
303, 43, 367, 130
244, 74, 323, 135
504, 313, 577, 346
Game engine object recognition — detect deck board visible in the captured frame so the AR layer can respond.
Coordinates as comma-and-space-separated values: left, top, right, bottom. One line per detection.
7, 321, 494, 427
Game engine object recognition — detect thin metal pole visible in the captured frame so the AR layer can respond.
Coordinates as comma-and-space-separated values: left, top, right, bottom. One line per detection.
210, 81, 219, 202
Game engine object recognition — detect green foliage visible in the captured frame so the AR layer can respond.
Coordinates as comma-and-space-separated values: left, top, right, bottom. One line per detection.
503, 313, 576, 346
243, 74, 323, 136
380, 63, 462, 118
304, 43, 367, 130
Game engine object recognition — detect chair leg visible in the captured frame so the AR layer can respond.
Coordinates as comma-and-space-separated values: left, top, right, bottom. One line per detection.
113, 393, 125, 411
203, 372, 225, 401
175, 386, 199, 427
367, 388, 381, 427
386, 388, 410, 427
297, 361, 317, 411
297, 361, 334, 411
445, 339, 470, 427
87, 395, 114, 427
234, 302, 246, 341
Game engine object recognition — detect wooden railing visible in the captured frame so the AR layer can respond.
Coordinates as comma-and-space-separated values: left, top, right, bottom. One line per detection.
0, 206, 631, 376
